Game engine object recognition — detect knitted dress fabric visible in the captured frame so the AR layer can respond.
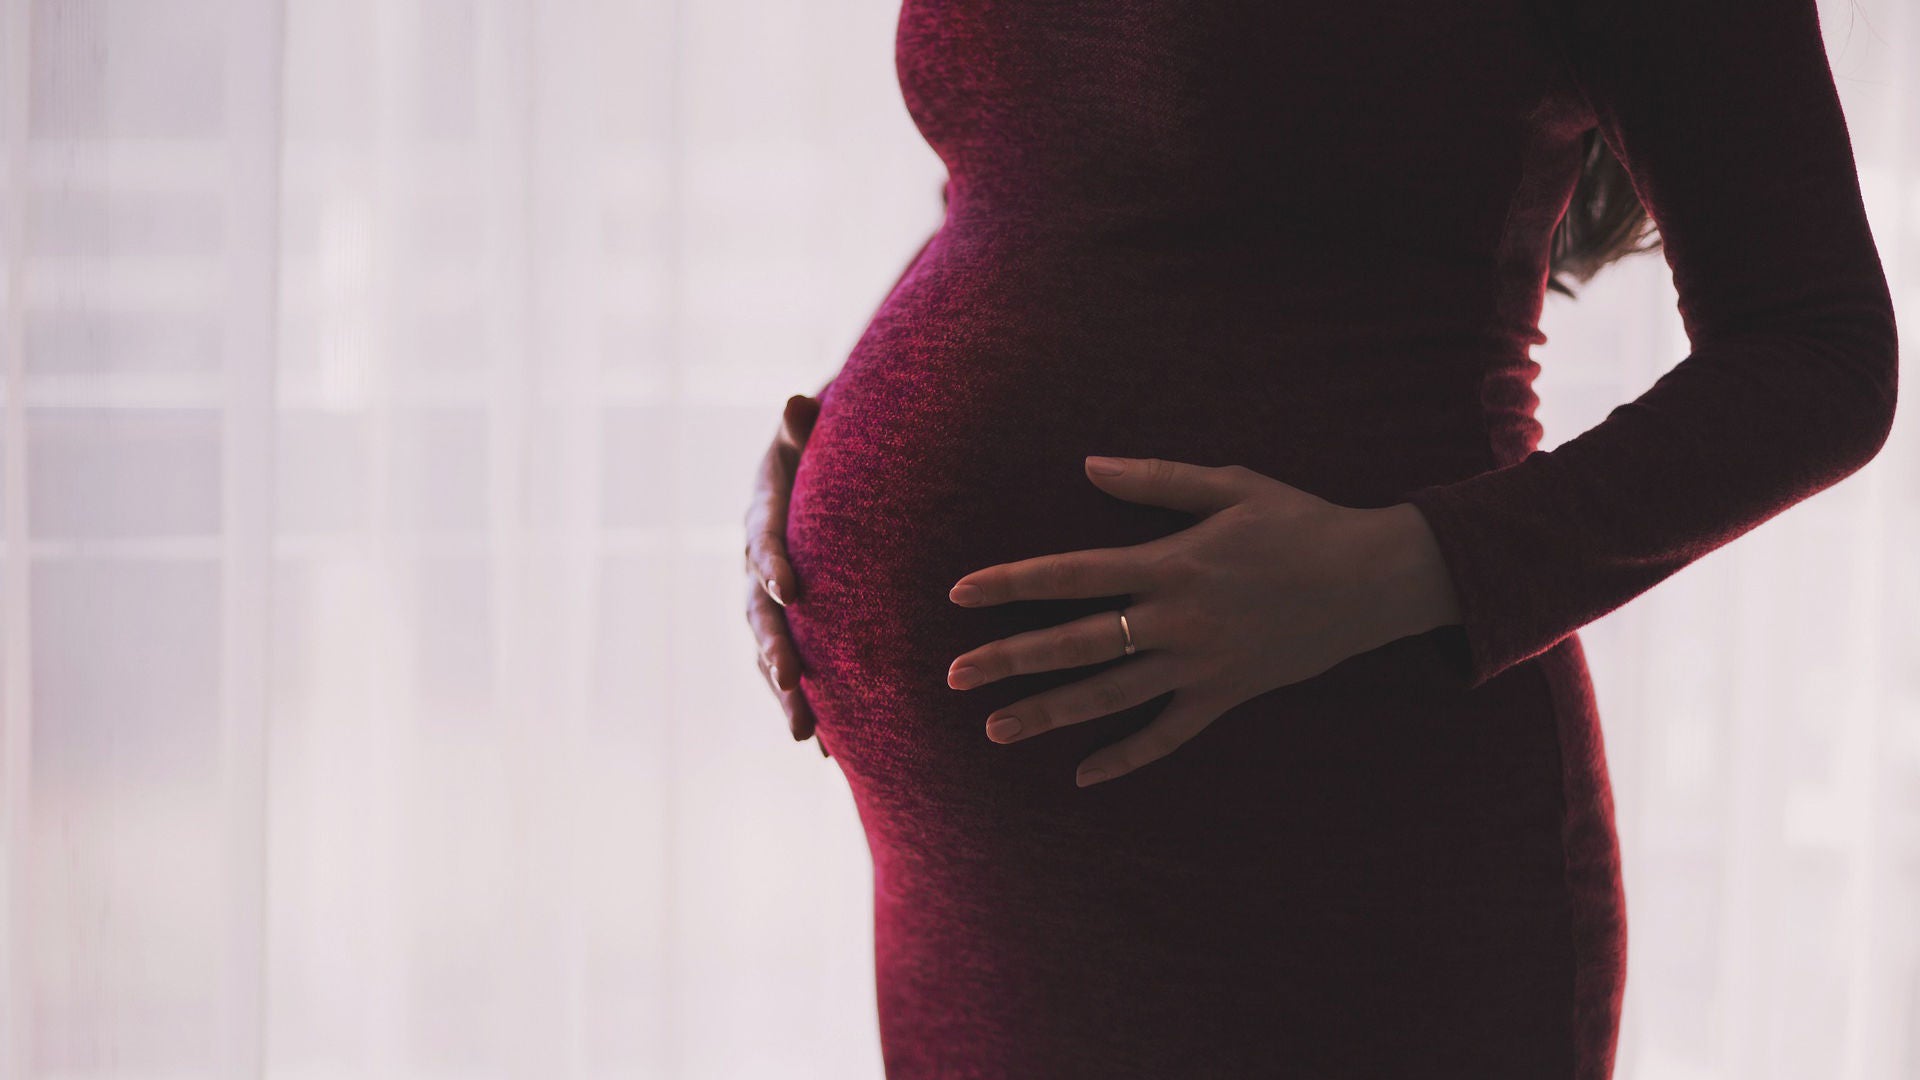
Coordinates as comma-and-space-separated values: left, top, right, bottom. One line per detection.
780, 0, 1898, 1076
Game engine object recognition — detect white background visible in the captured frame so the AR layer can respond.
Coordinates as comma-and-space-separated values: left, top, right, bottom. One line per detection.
0, 0, 1914, 1077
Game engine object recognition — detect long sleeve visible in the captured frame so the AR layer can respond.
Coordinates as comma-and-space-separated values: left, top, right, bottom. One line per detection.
1402, 0, 1899, 691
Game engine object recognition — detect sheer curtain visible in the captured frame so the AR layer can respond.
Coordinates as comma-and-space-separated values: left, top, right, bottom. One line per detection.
0, 1, 1912, 1078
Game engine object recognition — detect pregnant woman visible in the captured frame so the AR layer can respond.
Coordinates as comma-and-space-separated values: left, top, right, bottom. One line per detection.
742, 0, 1897, 1075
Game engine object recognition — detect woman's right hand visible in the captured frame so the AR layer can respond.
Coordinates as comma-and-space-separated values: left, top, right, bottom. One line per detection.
744, 392, 829, 756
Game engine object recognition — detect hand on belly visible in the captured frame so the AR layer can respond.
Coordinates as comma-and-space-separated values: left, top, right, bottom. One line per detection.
943, 455, 1462, 789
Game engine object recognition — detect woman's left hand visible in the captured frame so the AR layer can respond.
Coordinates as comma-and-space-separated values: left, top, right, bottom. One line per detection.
945, 455, 1460, 789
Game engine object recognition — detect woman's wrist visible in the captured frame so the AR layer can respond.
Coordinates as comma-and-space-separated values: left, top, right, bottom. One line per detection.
1351, 502, 1464, 646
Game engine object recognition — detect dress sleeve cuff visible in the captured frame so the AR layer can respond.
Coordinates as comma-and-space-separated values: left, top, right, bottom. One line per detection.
1401, 470, 1562, 691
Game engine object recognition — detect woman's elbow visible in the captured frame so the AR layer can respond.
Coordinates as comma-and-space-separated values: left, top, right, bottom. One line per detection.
1835, 310, 1899, 474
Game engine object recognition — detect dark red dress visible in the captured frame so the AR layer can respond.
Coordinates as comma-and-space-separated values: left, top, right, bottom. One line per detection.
780, 0, 1898, 1075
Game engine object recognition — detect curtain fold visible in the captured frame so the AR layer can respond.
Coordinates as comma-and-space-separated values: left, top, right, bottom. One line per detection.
0, 1, 1913, 1077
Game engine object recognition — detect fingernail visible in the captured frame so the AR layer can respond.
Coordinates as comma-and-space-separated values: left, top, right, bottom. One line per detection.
949, 583, 983, 605
986, 715, 1022, 741
766, 578, 786, 606
768, 664, 784, 692
949, 665, 983, 690
1085, 456, 1126, 476
1076, 767, 1109, 787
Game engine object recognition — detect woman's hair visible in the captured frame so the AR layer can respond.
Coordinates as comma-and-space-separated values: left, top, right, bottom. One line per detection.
1546, 129, 1662, 297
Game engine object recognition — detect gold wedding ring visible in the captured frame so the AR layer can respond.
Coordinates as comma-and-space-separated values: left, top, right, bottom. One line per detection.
1118, 608, 1136, 656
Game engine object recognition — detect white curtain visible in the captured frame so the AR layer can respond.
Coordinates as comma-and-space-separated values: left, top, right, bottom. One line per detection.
0, 1, 1912, 1078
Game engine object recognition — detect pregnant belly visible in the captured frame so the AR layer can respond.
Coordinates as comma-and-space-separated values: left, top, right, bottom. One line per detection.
780, 237, 1489, 805
781, 339, 1177, 787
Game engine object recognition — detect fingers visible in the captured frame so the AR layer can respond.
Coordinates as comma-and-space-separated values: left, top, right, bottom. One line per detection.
947, 602, 1168, 689
744, 455, 799, 607
746, 576, 817, 739
745, 577, 803, 690
756, 648, 819, 741
982, 650, 1181, 745
1074, 687, 1227, 788
745, 394, 820, 609
780, 393, 823, 451
746, 392, 828, 752
745, 540, 796, 608
949, 538, 1173, 606
1083, 456, 1259, 516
